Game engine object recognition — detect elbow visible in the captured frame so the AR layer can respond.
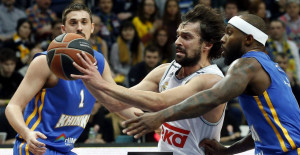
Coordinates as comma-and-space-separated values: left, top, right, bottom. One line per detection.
5, 104, 12, 118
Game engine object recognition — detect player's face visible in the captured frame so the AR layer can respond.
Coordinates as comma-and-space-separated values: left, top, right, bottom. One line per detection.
62, 10, 94, 40
221, 24, 244, 65
144, 51, 160, 68
174, 22, 202, 67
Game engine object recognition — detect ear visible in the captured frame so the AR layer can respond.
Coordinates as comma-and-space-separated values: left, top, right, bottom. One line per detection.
202, 41, 213, 52
61, 25, 65, 33
91, 22, 95, 34
245, 35, 254, 46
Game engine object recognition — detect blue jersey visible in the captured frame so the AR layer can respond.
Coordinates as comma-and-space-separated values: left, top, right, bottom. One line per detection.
16, 50, 105, 154
239, 51, 300, 154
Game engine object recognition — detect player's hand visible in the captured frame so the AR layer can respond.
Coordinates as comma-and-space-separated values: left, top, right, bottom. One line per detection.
24, 130, 47, 155
122, 112, 164, 139
199, 138, 228, 155
71, 52, 104, 87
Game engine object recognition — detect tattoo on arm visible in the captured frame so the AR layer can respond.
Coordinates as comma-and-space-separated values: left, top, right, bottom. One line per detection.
160, 58, 259, 122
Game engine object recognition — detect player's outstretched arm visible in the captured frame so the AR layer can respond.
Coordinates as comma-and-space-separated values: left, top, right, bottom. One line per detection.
122, 58, 259, 138
5, 56, 49, 154
72, 52, 223, 112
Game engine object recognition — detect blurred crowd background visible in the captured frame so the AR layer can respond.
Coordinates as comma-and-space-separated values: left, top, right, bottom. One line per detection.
0, 0, 299, 145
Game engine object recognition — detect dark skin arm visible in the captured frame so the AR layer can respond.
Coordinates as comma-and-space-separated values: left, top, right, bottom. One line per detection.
122, 57, 259, 138
199, 133, 254, 155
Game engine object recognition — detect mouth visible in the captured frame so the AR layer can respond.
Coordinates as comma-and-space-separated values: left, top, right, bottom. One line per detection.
77, 33, 86, 38
176, 47, 186, 55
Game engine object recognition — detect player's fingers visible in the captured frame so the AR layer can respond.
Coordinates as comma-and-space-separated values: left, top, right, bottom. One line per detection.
204, 146, 214, 155
36, 132, 47, 140
80, 51, 93, 65
72, 62, 86, 73
127, 125, 145, 136
134, 129, 151, 139
31, 139, 46, 148
122, 122, 144, 134
199, 138, 211, 147
28, 143, 46, 154
133, 112, 144, 117
122, 118, 140, 127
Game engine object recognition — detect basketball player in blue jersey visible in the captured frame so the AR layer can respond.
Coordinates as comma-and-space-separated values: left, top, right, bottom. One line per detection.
5, 3, 115, 155
120, 14, 300, 154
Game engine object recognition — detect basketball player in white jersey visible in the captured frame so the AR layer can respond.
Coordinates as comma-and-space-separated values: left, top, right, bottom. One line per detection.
72, 4, 226, 154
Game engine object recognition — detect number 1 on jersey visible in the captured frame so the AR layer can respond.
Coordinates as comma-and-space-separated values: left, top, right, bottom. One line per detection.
79, 89, 84, 108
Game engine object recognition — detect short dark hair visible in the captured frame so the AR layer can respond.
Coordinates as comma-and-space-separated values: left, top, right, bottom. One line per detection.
16, 18, 33, 33
270, 19, 286, 28
182, 4, 225, 60
0, 48, 17, 62
144, 44, 160, 56
62, 3, 92, 25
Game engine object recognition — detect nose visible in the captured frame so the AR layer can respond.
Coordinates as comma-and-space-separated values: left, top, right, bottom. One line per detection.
175, 36, 181, 46
220, 35, 226, 44
77, 23, 83, 32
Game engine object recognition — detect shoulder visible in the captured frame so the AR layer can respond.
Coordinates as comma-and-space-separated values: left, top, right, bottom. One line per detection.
227, 58, 262, 78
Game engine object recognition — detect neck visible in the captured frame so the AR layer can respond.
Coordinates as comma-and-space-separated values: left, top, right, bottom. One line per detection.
177, 60, 211, 79
246, 46, 266, 53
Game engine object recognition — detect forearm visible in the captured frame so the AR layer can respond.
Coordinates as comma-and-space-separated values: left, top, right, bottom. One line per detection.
225, 134, 255, 154
87, 86, 132, 112
116, 107, 144, 120
161, 89, 225, 122
101, 82, 164, 111
5, 104, 31, 139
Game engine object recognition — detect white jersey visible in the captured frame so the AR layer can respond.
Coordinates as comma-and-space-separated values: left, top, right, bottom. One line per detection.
158, 61, 225, 155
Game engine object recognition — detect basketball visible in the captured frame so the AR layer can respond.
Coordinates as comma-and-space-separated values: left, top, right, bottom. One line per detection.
46, 33, 95, 80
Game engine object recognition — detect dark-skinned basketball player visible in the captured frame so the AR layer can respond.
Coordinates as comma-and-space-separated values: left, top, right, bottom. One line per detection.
5, 3, 116, 155
121, 14, 300, 154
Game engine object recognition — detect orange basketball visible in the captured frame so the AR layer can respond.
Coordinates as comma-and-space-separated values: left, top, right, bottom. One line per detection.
46, 33, 95, 80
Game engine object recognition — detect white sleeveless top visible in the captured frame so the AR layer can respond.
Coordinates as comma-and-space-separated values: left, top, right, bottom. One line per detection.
158, 61, 225, 155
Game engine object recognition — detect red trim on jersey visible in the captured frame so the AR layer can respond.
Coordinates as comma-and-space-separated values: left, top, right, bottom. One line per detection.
163, 123, 190, 135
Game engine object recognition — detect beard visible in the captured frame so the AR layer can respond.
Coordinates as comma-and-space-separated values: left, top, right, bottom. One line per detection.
175, 46, 201, 67
223, 43, 244, 66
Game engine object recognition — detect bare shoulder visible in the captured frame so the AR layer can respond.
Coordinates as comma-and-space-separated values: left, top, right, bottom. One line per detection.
227, 57, 261, 76
27, 55, 58, 87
